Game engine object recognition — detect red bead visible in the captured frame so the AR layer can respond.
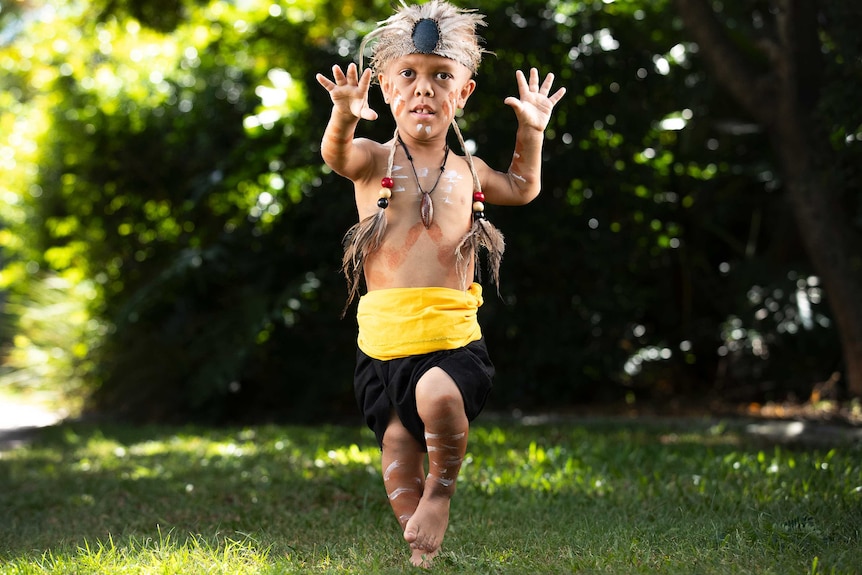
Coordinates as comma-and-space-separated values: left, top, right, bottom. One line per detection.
473, 191, 485, 202
381, 177, 394, 189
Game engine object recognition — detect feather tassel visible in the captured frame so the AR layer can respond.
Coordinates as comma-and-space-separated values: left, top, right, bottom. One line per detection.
339, 129, 399, 315
455, 217, 505, 292
341, 208, 387, 316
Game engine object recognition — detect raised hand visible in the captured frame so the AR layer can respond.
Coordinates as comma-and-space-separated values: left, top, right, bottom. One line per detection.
503, 68, 566, 132
316, 62, 378, 122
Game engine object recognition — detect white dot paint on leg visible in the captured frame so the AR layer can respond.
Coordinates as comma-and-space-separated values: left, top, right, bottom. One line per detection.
384, 460, 402, 481
425, 432, 466, 440
427, 473, 455, 488
388, 487, 417, 501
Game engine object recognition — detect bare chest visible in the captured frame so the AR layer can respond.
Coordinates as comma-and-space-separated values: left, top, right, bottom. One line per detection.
357, 160, 476, 289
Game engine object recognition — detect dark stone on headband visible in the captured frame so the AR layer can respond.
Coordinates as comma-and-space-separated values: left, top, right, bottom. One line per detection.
412, 18, 440, 54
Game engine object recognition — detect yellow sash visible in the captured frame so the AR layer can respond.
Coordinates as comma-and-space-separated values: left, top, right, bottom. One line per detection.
357, 283, 484, 360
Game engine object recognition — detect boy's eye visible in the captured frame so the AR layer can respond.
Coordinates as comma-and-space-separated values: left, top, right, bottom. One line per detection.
400, 69, 415, 78
436, 72, 453, 80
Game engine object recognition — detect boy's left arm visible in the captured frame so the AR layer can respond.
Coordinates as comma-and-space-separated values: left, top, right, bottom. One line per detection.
479, 68, 566, 205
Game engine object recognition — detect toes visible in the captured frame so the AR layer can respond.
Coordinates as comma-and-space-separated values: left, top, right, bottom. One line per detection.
410, 548, 438, 568
409, 534, 438, 554
409, 550, 426, 568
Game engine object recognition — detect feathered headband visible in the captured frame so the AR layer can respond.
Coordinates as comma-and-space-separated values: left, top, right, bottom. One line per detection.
359, 0, 490, 77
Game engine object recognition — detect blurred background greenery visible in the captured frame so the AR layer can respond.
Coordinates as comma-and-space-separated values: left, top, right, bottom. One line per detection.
1, 0, 859, 424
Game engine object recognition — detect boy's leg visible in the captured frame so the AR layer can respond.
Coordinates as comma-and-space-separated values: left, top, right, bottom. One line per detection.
404, 366, 469, 566
381, 415, 426, 532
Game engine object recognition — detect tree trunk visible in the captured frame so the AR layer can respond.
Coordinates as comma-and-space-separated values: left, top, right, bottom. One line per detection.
674, 0, 862, 396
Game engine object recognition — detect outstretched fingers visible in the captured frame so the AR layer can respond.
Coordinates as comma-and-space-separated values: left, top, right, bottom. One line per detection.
513, 68, 530, 97
518, 68, 565, 102
505, 67, 566, 129
540, 72, 566, 104
316, 63, 378, 121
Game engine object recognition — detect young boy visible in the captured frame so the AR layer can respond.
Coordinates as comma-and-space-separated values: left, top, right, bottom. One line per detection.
316, 0, 564, 567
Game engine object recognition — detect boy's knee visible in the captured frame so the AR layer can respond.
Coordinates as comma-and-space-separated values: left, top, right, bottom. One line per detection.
383, 418, 415, 446
416, 371, 466, 421
425, 388, 463, 413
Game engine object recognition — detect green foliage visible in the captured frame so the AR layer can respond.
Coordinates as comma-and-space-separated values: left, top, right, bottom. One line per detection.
0, 275, 100, 408
0, 0, 857, 421
1, 0, 368, 420
0, 420, 860, 573
473, 0, 848, 407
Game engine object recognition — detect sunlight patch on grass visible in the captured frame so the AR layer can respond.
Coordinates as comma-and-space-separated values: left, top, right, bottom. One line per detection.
4, 531, 269, 575
314, 443, 376, 469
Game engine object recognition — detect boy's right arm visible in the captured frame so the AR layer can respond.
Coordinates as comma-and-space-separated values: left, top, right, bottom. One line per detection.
316, 63, 378, 182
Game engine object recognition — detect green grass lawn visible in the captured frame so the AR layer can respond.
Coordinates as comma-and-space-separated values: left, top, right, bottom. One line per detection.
0, 416, 859, 574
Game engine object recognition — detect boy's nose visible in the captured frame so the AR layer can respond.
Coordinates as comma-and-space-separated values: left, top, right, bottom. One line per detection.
414, 81, 433, 97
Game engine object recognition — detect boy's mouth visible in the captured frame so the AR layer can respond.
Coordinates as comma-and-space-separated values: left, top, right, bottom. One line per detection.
411, 105, 435, 117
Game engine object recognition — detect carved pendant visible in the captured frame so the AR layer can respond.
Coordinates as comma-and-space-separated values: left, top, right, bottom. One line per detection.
420, 192, 433, 228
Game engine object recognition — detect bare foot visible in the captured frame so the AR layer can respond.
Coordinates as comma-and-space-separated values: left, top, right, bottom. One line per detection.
403, 493, 450, 566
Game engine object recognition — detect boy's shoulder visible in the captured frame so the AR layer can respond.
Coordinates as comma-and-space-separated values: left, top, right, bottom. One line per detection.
354, 136, 391, 153
346, 136, 394, 183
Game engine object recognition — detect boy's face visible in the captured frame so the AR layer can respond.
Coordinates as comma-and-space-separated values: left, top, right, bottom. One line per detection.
379, 53, 476, 140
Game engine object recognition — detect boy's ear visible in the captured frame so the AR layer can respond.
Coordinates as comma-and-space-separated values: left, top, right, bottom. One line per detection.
456, 79, 477, 109
378, 73, 393, 103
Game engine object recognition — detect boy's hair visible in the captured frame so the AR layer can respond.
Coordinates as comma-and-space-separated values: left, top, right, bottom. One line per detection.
360, 0, 490, 78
